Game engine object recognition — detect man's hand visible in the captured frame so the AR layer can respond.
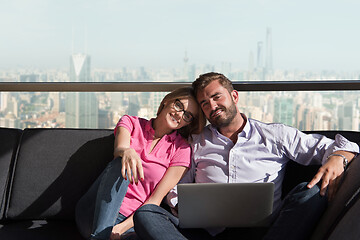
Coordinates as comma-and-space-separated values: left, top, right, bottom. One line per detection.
121, 148, 144, 184
307, 152, 354, 201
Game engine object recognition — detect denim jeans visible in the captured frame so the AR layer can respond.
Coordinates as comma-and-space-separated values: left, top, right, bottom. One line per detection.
134, 204, 213, 240
133, 182, 327, 240
263, 182, 327, 240
75, 157, 131, 240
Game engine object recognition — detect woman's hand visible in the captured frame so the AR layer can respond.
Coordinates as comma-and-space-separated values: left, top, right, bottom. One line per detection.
121, 148, 144, 184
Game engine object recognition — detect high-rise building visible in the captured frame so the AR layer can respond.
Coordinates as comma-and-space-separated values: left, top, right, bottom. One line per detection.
65, 53, 98, 128
0, 112, 20, 128
256, 41, 265, 79
338, 101, 359, 131
20, 74, 39, 82
183, 51, 189, 81
69, 54, 91, 82
248, 51, 254, 72
257, 41, 264, 69
0, 92, 8, 112
49, 92, 61, 113
151, 92, 167, 117
98, 108, 113, 129
274, 96, 293, 126
265, 27, 273, 72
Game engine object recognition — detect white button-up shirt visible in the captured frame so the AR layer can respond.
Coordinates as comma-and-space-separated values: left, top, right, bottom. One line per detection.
168, 117, 360, 212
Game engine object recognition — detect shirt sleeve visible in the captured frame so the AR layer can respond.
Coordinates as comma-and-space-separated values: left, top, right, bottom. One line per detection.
113, 115, 135, 136
277, 124, 360, 165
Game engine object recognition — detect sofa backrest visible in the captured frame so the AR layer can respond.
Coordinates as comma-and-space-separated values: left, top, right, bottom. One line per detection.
5, 128, 114, 221
0, 128, 22, 221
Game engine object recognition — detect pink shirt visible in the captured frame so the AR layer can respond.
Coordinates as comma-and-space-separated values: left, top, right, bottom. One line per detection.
114, 115, 191, 216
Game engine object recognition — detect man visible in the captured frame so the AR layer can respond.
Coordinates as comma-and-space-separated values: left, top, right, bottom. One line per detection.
133, 72, 359, 240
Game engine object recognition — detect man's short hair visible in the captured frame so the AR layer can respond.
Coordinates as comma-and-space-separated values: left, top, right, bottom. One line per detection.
192, 72, 234, 97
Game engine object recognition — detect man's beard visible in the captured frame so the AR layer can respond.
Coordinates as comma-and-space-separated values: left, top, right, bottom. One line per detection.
209, 102, 238, 128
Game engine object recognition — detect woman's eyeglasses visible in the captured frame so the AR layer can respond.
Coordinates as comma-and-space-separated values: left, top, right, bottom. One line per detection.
173, 99, 194, 123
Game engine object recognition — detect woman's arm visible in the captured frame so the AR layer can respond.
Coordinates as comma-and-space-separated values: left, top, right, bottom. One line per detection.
110, 166, 188, 239
114, 126, 144, 184
144, 166, 188, 206
113, 126, 131, 158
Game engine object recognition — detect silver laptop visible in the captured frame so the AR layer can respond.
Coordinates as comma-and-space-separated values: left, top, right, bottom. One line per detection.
178, 182, 274, 228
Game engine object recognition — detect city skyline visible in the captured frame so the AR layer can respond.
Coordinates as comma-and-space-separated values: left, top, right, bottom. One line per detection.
1, 1, 360, 72
0, 58, 359, 130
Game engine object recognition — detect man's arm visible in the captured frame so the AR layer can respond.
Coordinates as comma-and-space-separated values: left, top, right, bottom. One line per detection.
279, 125, 359, 200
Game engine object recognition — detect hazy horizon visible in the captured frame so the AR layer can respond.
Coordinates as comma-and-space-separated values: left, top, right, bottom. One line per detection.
1, 0, 360, 72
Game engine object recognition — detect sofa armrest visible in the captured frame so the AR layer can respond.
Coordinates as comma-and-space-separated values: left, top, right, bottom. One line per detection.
0, 128, 22, 221
311, 154, 360, 239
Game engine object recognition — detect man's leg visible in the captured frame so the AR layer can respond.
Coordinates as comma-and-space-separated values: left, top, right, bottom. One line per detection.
263, 182, 327, 240
133, 204, 186, 240
75, 157, 129, 240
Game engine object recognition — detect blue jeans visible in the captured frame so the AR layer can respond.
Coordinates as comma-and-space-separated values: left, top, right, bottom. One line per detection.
263, 182, 327, 240
134, 204, 213, 240
133, 182, 327, 240
75, 157, 132, 240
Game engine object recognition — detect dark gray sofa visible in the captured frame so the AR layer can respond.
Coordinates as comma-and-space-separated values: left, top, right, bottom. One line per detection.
0, 127, 359, 240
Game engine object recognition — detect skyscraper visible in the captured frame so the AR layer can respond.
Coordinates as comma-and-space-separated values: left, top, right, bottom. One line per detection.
338, 101, 359, 131
257, 41, 264, 69
248, 51, 254, 72
65, 53, 98, 128
265, 27, 273, 72
274, 96, 293, 126
0, 92, 7, 112
183, 51, 189, 81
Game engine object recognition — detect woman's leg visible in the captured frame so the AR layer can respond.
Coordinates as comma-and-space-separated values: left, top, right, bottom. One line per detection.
75, 157, 129, 240
134, 204, 186, 240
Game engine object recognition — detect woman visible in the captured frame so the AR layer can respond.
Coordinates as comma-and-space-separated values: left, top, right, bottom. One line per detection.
75, 87, 205, 240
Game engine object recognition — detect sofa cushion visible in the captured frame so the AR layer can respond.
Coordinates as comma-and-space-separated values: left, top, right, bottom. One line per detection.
0, 128, 22, 221
0, 220, 83, 240
6, 128, 114, 220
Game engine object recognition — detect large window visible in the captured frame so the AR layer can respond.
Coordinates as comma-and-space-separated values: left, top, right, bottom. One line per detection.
1, 1, 360, 130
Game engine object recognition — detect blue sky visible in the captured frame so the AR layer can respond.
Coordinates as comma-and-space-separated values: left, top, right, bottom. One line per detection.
1, 0, 360, 71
